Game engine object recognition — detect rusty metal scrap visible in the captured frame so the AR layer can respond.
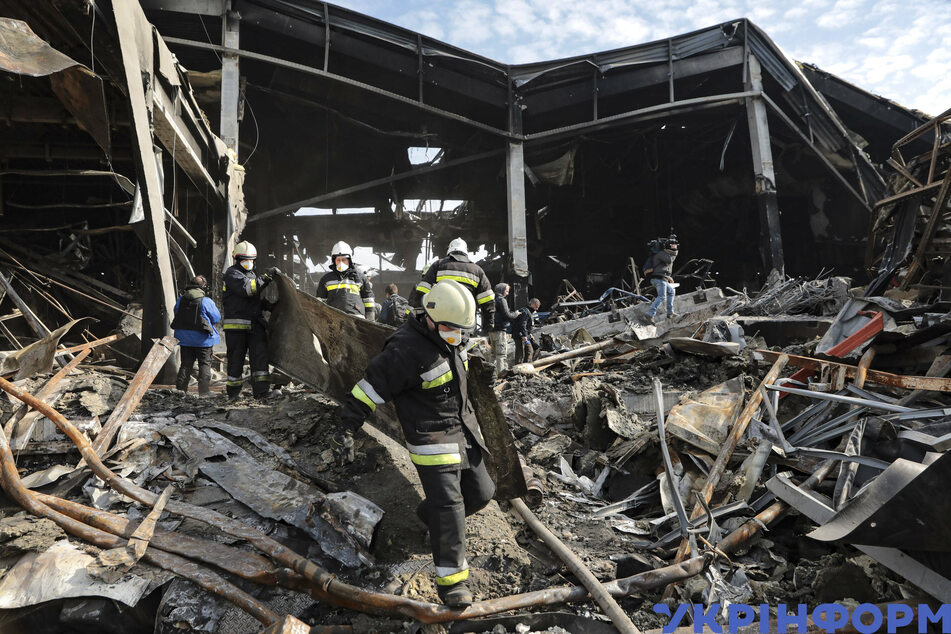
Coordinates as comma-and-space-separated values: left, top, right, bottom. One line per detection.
510, 497, 642, 634
0, 416, 279, 625
670, 354, 788, 568
91, 334, 177, 455
757, 348, 951, 393
0, 376, 706, 624
0, 18, 79, 76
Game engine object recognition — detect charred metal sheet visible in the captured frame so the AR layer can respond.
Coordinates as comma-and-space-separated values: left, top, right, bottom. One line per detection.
808, 452, 951, 552
767, 472, 951, 603
268, 274, 525, 499
665, 377, 744, 456
0, 18, 78, 76
161, 424, 380, 568
0, 540, 151, 608
0, 318, 83, 379
50, 66, 111, 158
467, 356, 528, 500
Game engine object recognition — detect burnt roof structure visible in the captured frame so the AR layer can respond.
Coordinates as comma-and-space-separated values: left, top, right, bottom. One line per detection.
0, 0, 243, 367
142, 2, 900, 303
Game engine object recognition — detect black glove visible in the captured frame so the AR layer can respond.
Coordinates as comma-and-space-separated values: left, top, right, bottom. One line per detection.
331, 431, 355, 465
259, 273, 272, 286
267, 266, 281, 277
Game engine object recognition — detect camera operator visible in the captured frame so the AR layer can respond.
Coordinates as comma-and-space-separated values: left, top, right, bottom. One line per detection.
643, 234, 679, 323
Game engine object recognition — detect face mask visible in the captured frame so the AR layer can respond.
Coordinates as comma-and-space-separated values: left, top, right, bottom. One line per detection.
335, 260, 349, 272
439, 328, 463, 346
240, 260, 254, 271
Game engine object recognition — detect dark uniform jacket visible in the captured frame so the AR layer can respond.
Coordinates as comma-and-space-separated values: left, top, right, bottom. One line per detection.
647, 249, 678, 279
513, 307, 536, 341
409, 253, 495, 326
222, 265, 270, 330
340, 315, 487, 472
317, 268, 375, 318
492, 294, 520, 332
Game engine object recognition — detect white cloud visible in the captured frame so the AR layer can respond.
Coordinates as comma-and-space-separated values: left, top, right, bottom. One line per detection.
333, 0, 951, 113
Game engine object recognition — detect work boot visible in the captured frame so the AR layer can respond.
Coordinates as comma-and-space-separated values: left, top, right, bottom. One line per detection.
437, 581, 473, 608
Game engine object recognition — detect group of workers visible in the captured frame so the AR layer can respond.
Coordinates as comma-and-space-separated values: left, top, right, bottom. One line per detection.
169, 234, 543, 609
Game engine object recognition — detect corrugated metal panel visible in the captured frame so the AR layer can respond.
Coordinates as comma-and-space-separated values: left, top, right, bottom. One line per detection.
745, 29, 797, 92
512, 22, 739, 86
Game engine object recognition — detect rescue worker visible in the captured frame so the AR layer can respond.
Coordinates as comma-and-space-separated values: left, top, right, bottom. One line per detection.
379, 283, 410, 327
513, 298, 541, 364
489, 282, 519, 376
171, 275, 220, 397
222, 241, 280, 399
317, 241, 375, 319
410, 238, 495, 332
337, 279, 495, 607
644, 235, 679, 323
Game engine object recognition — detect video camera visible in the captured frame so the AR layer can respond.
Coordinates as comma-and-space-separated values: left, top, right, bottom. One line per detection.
648, 233, 679, 252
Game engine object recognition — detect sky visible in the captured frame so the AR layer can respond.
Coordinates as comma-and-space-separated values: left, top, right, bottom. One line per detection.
331, 0, 950, 117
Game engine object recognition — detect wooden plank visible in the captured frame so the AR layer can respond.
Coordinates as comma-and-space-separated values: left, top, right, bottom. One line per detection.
756, 349, 951, 393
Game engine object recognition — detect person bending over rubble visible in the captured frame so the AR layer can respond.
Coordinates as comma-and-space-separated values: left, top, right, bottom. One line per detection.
644, 234, 680, 323
317, 240, 376, 319
410, 238, 495, 334
222, 241, 281, 399
513, 297, 541, 364
171, 275, 220, 396
336, 279, 496, 608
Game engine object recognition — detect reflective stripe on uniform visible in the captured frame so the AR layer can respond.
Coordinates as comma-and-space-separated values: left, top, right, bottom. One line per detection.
223, 319, 252, 331
436, 273, 479, 288
420, 361, 453, 389
356, 379, 385, 407
364, 300, 376, 308
326, 282, 361, 294
435, 563, 469, 586
352, 380, 382, 412
476, 289, 495, 305
252, 371, 270, 382
406, 442, 462, 467
415, 281, 432, 295
226, 375, 243, 387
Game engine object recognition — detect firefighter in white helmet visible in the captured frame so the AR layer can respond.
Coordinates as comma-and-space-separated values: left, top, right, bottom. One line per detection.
337, 279, 495, 607
410, 237, 494, 332
222, 240, 280, 399
316, 240, 375, 319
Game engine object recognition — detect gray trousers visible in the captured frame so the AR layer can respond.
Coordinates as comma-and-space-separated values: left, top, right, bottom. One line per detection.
488, 330, 508, 374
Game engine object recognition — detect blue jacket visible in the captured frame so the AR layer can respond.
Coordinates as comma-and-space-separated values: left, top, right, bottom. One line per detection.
173, 292, 221, 348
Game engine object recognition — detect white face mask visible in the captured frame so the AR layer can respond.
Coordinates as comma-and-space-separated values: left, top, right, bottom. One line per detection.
439, 328, 463, 346
335, 260, 349, 272
240, 259, 254, 271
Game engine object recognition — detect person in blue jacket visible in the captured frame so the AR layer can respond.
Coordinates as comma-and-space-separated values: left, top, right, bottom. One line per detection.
171, 275, 221, 396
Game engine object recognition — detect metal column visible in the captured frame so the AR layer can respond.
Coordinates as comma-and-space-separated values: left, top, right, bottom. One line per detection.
744, 54, 784, 275
112, 0, 178, 361
220, 5, 241, 156
506, 142, 529, 306
506, 86, 530, 306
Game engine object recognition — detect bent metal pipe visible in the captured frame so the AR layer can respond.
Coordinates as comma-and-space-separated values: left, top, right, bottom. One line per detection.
0, 376, 707, 622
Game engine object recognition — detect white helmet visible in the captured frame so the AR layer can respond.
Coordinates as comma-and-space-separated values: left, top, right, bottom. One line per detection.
232, 240, 257, 260
447, 237, 468, 255
331, 241, 353, 258
423, 279, 476, 328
